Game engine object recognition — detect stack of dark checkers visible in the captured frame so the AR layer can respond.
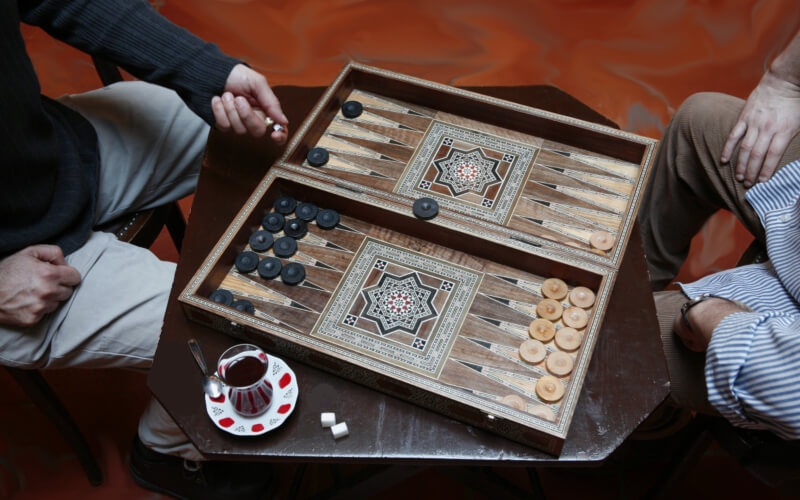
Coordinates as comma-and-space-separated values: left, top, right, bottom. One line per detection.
239, 196, 339, 291
207, 197, 341, 312
180, 63, 658, 455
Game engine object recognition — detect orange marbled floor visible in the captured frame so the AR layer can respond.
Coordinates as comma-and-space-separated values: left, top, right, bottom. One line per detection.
4, 1, 800, 498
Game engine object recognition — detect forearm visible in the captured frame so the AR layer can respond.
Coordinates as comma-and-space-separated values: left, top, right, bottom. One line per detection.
770, 30, 800, 86
19, 0, 238, 124
674, 296, 752, 352
705, 310, 800, 439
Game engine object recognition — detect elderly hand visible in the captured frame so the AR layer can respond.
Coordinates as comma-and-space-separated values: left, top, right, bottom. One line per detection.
211, 64, 289, 143
673, 297, 751, 352
721, 70, 800, 187
0, 245, 82, 327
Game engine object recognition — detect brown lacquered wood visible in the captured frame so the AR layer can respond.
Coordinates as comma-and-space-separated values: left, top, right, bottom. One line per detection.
149, 84, 667, 466
279, 65, 657, 266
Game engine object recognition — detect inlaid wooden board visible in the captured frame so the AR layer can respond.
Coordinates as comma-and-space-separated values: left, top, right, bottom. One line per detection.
182, 64, 656, 454
278, 64, 658, 268
180, 170, 614, 454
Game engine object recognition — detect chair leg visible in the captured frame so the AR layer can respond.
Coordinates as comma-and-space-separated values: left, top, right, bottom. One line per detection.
165, 201, 186, 252
528, 467, 546, 498
288, 463, 307, 499
5, 368, 103, 486
642, 415, 713, 499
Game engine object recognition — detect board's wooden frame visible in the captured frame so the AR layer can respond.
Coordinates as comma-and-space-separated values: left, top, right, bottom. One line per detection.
179, 64, 659, 455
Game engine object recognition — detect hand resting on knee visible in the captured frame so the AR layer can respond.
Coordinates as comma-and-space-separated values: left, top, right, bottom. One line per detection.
0, 245, 81, 327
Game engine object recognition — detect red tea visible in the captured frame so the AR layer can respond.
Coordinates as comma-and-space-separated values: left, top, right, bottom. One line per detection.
224, 355, 267, 387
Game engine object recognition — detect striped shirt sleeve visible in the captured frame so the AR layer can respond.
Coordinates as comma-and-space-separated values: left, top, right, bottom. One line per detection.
706, 311, 800, 439
682, 160, 800, 439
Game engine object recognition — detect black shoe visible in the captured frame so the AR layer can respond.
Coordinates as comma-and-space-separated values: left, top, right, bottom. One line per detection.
129, 436, 275, 500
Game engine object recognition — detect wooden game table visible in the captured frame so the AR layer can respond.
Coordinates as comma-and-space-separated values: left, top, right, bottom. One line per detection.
149, 84, 668, 469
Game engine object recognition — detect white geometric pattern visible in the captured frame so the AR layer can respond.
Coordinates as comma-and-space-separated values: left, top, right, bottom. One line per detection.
311, 238, 482, 378
362, 272, 437, 334
434, 147, 501, 196
396, 121, 537, 225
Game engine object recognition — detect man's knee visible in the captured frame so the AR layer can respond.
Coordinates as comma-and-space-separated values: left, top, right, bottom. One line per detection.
0, 324, 52, 369
672, 92, 742, 142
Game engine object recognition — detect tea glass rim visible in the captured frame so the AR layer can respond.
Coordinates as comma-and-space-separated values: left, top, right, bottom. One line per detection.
217, 343, 269, 389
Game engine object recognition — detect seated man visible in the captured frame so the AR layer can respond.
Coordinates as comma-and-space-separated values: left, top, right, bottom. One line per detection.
639, 28, 800, 439
0, 0, 288, 498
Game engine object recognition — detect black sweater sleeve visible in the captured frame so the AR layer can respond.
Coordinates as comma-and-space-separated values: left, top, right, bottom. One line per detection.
18, 0, 239, 124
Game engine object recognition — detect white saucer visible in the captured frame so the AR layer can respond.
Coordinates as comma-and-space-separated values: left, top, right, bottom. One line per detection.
205, 353, 298, 436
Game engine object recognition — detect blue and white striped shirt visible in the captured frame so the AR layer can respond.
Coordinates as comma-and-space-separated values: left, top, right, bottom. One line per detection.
680, 159, 800, 440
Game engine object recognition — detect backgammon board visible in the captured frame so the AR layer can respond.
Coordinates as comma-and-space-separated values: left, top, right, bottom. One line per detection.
180, 64, 658, 454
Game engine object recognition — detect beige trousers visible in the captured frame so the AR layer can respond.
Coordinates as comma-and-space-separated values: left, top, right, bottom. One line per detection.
0, 82, 208, 461
639, 92, 800, 409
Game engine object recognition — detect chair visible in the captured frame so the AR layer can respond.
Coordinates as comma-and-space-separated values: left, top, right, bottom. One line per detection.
3, 56, 187, 486
646, 239, 800, 498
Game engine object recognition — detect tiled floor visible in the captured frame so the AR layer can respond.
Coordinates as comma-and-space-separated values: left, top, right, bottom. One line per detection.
6, 0, 800, 498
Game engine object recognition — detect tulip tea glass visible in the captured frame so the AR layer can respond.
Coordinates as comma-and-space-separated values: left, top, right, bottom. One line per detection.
217, 344, 273, 417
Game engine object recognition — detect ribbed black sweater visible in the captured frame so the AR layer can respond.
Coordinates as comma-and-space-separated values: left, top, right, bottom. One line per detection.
1, 0, 239, 257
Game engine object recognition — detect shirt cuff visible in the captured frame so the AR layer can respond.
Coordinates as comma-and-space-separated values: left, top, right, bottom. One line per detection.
705, 311, 761, 425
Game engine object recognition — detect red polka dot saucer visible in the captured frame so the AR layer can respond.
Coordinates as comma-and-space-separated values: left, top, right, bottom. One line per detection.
204, 353, 298, 436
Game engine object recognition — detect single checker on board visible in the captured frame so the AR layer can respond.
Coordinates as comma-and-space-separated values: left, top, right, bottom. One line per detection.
569, 286, 596, 308
209, 288, 233, 306
554, 327, 582, 351
284, 218, 308, 239
541, 278, 568, 300
257, 256, 282, 279
528, 319, 556, 342
536, 376, 565, 403
529, 404, 557, 422
590, 230, 615, 251
274, 195, 297, 215
249, 230, 274, 252
563, 307, 589, 329
546, 351, 574, 377
263, 212, 285, 233
536, 299, 563, 322
500, 394, 527, 411
234, 251, 259, 273
519, 339, 547, 364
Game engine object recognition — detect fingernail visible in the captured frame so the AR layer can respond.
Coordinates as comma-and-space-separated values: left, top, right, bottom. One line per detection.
735, 174, 744, 181
744, 180, 753, 188
758, 176, 768, 183
223, 92, 233, 102
235, 97, 246, 109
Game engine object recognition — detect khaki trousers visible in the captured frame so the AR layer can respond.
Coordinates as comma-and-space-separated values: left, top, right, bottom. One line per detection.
0, 82, 208, 461
639, 92, 800, 410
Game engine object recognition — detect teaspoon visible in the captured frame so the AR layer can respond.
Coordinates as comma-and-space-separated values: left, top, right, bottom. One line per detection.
187, 338, 225, 399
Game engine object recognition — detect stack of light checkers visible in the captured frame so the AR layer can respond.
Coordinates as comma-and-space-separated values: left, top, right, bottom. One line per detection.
208, 195, 340, 313
513, 278, 596, 415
